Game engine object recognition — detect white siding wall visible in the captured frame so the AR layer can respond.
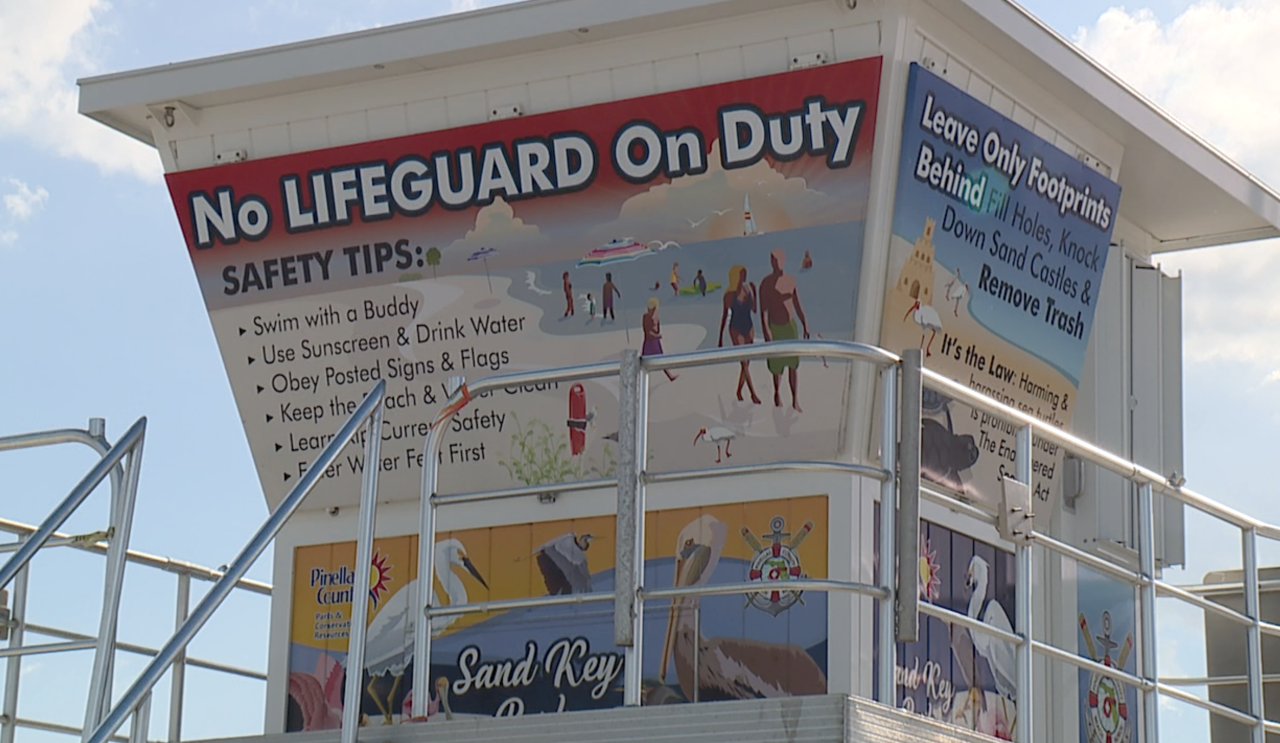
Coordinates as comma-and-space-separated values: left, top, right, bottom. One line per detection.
155, 2, 885, 173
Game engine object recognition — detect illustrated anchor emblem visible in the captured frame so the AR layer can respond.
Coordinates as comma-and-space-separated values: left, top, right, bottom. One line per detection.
1079, 610, 1134, 743
741, 516, 812, 616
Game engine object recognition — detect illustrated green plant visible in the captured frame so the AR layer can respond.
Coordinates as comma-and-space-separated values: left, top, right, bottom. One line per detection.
425, 246, 441, 277
498, 415, 617, 487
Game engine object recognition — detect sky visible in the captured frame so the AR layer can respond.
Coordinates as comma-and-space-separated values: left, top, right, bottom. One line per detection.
1, 0, 1278, 740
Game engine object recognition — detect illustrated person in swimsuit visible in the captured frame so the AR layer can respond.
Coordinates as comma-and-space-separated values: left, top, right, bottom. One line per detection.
670, 262, 682, 298
759, 248, 809, 411
642, 297, 678, 381
602, 272, 620, 321
694, 269, 707, 297
562, 271, 574, 317
717, 265, 761, 404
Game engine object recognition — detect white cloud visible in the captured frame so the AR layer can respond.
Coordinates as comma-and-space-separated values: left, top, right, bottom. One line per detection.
1074, 2, 1280, 378
0, 0, 159, 181
4, 178, 49, 220
0, 178, 49, 248
451, 0, 481, 12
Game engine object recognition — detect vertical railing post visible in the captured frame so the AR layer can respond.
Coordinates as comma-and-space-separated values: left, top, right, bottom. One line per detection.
876, 362, 898, 705
615, 350, 643, 706
1137, 482, 1159, 743
128, 693, 151, 743
896, 349, 922, 643
0, 561, 28, 743
1015, 424, 1033, 743
168, 572, 190, 743
85, 438, 146, 737
340, 402, 385, 743
1243, 526, 1265, 742
412, 413, 449, 717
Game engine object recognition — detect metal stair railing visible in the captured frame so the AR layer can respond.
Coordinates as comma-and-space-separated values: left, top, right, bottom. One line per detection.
410, 338, 1280, 743
413, 341, 912, 719
81, 380, 387, 743
0, 417, 146, 743
0, 513, 270, 743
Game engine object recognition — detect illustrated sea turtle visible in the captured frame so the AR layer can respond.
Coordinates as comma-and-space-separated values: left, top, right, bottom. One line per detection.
919, 393, 979, 492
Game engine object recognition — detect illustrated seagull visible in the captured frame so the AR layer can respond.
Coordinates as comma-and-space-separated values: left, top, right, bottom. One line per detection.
688, 216, 707, 228
712, 208, 732, 216
525, 270, 553, 296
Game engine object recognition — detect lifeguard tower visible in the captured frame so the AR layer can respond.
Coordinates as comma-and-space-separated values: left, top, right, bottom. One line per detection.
3, 1, 1279, 743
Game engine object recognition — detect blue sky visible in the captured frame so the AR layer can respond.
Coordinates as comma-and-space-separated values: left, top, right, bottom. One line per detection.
2, 0, 1278, 740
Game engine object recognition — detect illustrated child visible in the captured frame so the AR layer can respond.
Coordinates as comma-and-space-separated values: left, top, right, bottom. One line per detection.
670, 262, 682, 297
587, 292, 596, 319
694, 269, 707, 296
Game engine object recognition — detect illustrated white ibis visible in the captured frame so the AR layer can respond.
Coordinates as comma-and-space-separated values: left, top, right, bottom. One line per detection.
352, 539, 486, 723
904, 299, 943, 357
945, 269, 970, 317
693, 427, 736, 463
534, 532, 594, 595
965, 554, 1016, 726
659, 515, 827, 701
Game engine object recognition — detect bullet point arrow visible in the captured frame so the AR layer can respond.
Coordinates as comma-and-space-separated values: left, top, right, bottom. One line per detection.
239, 327, 246, 336
247, 356, 256, 365
283, 472, 291, 482
266, 413, 274, 422
275, 443, 282, 452
257, 385, 265, 393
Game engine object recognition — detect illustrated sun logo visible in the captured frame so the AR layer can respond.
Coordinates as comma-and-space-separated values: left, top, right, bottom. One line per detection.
368, 551, 393, 607
918, 536, 942, 601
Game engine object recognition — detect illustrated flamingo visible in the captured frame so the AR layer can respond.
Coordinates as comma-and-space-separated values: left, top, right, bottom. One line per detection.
904, 299, 943, 357
945, 269, 970, 317
693, 427, 735, 463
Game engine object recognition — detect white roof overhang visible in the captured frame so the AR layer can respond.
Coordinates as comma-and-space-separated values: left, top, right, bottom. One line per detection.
78, 0, 1280, 252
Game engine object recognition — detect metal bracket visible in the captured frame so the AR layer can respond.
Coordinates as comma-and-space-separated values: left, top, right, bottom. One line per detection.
999, 475, 1034, 544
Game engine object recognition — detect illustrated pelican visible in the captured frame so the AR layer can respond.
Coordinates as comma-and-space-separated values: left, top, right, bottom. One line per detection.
659, 515, 827, 701
904, 299, 943, 357
435, 677, 454, 721
353, 539, 487, 723
964, 554, 1016, 726
944, 268, 970, 317
534, 532, 595, 595
692, 427, 736, 463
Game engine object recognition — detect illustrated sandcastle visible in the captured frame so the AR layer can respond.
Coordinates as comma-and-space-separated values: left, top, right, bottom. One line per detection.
894, 217, 937, 304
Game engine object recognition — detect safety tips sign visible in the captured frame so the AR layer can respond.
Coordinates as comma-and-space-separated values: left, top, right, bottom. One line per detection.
285, 495, 828, 728
879, 64, 1121, 514
164, 58, 882, 509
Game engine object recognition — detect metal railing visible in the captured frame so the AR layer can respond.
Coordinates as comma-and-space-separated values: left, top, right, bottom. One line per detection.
0, 514, 269, 743
405, 338, 1280, 743
0, 418, 145, 743
411, 340, 912, 721
80, 380, 388, 743
20, 338, 1277, 743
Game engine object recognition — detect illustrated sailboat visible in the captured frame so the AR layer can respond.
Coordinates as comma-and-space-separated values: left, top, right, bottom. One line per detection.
743, 193, 758, 236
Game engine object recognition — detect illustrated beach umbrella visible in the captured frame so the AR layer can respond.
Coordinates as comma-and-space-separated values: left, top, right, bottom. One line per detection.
576, 238, 653, 267
467, 246, 497, 292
